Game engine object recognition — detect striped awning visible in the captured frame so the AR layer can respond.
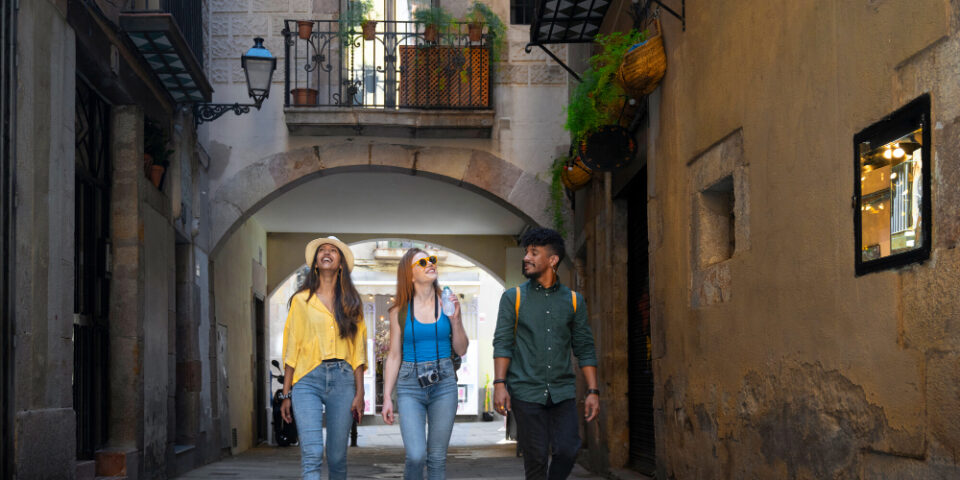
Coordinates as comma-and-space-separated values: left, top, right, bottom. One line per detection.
120, 13, 213, 103
530, 0, 612, 44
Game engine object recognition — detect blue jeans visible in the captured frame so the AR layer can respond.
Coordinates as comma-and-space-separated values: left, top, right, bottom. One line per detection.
291, 360, 356, 480
397, 358, 458, 480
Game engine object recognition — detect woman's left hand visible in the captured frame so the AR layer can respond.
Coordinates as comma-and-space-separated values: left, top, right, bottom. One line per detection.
351, 394, 364, 425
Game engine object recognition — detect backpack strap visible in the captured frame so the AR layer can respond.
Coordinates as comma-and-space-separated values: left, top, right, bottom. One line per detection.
572, 291, 577, 313
513, 286, 521, 335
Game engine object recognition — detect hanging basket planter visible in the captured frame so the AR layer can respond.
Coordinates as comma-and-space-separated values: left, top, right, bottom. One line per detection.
578, 125, 636, 171
617, 19, 666, 97
561, 156, 592, 191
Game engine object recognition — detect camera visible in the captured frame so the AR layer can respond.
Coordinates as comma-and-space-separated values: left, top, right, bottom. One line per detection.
417, 367, 440, 388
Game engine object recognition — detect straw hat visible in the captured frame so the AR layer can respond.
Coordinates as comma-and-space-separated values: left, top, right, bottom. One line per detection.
304, 236, 355, 272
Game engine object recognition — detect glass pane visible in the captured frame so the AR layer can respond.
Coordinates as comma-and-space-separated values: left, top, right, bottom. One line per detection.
859, 127, 923, 262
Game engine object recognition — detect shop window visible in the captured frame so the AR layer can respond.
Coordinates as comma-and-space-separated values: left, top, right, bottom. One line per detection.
854, 94, 931, 276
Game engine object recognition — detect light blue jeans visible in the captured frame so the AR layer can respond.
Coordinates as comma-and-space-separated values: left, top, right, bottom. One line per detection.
291, 360, 356, 480
397, 357, 458, 480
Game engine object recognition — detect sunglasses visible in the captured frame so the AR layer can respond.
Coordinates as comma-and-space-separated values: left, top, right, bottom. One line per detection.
411, 256, 438, 268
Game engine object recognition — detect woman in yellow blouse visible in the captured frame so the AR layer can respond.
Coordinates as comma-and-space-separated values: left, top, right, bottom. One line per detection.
280, 236, 367, 480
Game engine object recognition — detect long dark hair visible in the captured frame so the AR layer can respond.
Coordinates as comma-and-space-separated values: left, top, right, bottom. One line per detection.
290, 246, 362, 339
391, 248, 441, 317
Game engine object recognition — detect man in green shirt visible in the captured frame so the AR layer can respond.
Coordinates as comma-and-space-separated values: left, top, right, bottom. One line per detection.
493, 227, 599, 480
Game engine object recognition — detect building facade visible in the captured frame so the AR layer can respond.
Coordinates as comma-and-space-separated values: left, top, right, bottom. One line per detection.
569, 0, 960, 477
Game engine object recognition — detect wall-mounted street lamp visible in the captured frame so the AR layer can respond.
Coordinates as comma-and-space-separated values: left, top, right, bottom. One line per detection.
193, 37, 277, 125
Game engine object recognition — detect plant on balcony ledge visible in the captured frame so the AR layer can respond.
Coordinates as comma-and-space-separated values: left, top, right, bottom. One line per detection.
339, 0, 374, 44
465, 1, 506, 63
144, 119, 173, 189
414, 6, 453, 43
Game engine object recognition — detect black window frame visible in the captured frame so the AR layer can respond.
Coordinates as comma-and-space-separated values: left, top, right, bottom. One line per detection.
853, 93, 932, 276
511, 0, 536, 25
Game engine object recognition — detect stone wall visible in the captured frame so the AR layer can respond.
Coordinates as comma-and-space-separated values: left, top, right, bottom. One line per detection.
11, 0, 78, 477
211, 218, 267, 454
641, 0, 960, 477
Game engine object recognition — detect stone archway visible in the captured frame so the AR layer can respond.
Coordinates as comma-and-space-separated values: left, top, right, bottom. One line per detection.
210, 143, 553, 255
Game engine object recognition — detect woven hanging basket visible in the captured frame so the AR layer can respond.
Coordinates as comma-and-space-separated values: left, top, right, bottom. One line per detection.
617, 19, 666, 97
579, 125, 636, 171
561, 157, 592, 191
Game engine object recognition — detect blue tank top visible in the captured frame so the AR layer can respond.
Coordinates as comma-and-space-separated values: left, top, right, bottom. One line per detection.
402, 303, 452, 363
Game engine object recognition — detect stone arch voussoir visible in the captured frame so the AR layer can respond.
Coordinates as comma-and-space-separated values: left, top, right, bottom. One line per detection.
210, 143, 553, 255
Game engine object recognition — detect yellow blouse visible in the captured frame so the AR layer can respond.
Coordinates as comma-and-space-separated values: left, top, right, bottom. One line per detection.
282, 290, 367, 385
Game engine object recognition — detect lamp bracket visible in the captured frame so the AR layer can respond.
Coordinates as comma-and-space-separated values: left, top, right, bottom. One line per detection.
193, 101, 262, 125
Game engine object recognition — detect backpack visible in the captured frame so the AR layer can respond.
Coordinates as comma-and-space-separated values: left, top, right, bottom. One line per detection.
513, 286, 577, 335
398, 299, 462, 371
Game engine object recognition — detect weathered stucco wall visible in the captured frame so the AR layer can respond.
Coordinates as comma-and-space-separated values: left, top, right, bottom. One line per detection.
212, 218, 267, 454
646, 0, 960, 477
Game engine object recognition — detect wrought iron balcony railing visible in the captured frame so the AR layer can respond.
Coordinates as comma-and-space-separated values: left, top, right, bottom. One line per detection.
283, 20, 492, 110
125, 0, 204, 66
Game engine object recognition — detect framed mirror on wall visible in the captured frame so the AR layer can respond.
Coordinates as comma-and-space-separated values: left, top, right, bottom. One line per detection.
854, 94, 932, 276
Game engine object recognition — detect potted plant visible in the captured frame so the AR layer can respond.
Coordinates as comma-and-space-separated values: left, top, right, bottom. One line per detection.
564, 29, 645, 170
338, 0, 374, 43
464, 1, 506, 63
144, 119, 173, 189
291, 87, 318, 105
296, 20, 314, 40
414, 6, 452, 43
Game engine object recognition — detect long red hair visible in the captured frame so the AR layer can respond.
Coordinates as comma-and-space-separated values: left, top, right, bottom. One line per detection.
392, 248, 441, 315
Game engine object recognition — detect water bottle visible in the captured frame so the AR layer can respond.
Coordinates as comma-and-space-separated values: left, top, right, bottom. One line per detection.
441, 286, 456, 317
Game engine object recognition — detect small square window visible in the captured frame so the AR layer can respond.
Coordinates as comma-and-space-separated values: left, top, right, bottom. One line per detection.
854, 94, 931, 276
511, 0, 536, 25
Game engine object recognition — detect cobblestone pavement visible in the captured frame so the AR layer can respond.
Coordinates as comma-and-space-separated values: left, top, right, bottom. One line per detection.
176, 422, 607, 479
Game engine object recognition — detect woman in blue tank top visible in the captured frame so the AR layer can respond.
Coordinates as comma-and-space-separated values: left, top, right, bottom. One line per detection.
381, 248, 469, 480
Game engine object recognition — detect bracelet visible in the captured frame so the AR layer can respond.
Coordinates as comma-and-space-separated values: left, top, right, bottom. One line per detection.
278, 392, 292, 400
493, 379, 506, 385
586, 388, 600, 396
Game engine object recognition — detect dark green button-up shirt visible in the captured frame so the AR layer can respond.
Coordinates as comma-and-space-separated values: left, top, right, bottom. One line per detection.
493, 280, 597, 404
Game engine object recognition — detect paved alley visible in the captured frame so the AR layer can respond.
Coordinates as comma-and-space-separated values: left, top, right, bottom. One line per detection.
175, 422, 606, 479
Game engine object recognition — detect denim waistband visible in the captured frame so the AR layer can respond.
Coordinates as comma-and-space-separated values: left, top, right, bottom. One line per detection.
401, 357, 451, 368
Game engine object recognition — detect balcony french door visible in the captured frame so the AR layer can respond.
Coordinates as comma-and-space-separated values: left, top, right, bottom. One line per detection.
74, 77, 111, 460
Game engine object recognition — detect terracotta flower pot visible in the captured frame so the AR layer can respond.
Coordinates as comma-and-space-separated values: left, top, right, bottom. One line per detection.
149, 165, 165, 188
468, 22, 483, 43
297, 21, 314, 40
423, 25, 439, 43
361, 20, 377, 41
292, 87, 318, 106
143, 153, 153, 176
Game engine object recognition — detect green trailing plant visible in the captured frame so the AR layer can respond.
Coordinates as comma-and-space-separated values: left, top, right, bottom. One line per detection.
465, 1, 507, 64
546, 156, 569, 236
564, 29, 647, 145
414, 6, 453, 38
144, 119, 173, 168
338, 0, 374, 42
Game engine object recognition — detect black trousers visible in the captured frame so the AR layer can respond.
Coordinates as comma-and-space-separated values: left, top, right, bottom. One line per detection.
511, 396, 581, 480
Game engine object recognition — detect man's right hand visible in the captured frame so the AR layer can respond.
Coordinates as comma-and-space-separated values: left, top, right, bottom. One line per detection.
381, 398, 396, 425
281, 398, 293, 424
494, 384, 511, 415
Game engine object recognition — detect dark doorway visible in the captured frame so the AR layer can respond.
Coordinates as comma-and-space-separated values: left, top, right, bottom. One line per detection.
254, 297, 267, 443
73, 77, 112, 460
626, 167, 655, 474
1, 0, 15, 475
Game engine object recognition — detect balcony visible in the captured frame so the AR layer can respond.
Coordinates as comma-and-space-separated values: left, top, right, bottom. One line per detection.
282, 20, 495, 138
120, 0, 212, 103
